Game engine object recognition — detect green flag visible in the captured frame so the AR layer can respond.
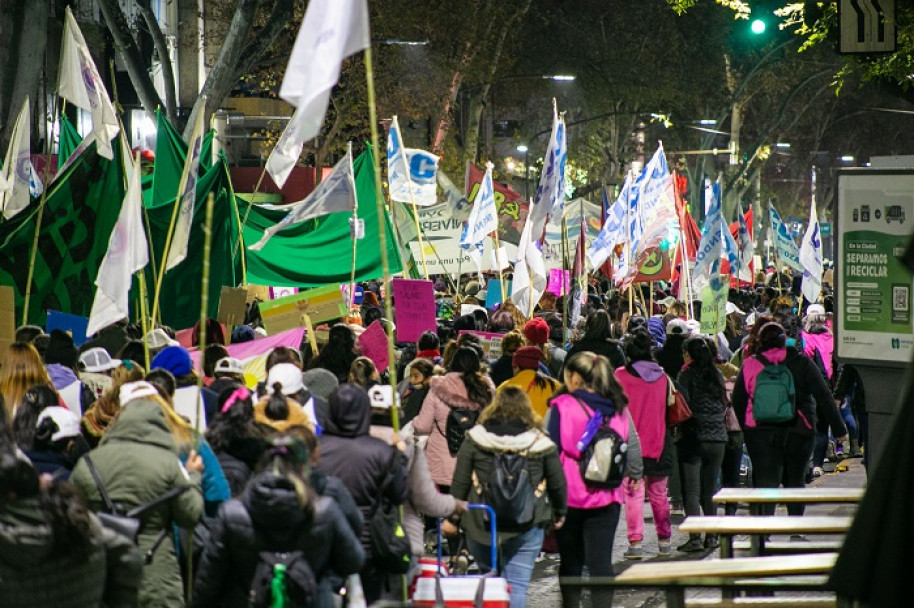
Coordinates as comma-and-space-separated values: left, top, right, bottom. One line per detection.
0, 138, 125, 325
241, 147, 403, 286
56, 115, 83, 171
146, 109, 214, 208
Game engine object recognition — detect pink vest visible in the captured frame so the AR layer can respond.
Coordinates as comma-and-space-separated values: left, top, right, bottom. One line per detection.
552, 393, 629, 509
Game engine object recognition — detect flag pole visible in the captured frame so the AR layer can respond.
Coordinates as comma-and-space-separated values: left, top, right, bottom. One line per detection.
22, 95, 60, 325
232, 165, 268, 271
392, 116, 430, 280
347, 142, 359, 309
492, 232, 508, 308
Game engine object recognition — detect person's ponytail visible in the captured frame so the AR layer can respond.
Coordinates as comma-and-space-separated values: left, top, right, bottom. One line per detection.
564, 351, 628, 410
265, 383, 290, 420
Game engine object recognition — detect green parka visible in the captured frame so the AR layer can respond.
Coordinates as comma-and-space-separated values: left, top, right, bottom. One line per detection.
71, 398, 204, 608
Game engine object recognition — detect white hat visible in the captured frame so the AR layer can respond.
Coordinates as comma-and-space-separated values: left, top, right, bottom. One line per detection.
79, 347, 122, 373
214, 357, 244, 376
806, 303, 826, 317
725, 302, 745, 316
119, 381, 161, 405
266, 363, 304, 396
666, 318, 689, 336
37, 406, 81, 442
145, 328, 178, 349
746, 312, 757, 327
685, 319, 701, 335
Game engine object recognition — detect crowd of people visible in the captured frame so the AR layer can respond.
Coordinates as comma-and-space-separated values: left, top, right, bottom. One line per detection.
0, 268, 863, 608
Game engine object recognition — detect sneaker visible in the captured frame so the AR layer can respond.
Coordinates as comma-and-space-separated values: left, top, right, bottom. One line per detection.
677, 538, 705, 553
704, 534, 720, 550
657, 540, 672, 557
812, 466, 824, 478
623, 545, 644, 560
451, 552, 469, 575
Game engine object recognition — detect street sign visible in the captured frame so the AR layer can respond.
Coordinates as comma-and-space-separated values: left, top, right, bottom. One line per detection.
839, 0, 895, 54
821, 222, 832, 236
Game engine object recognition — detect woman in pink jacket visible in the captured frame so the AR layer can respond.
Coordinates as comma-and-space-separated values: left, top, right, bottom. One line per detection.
413, 346, 496, 489
614, 329, 673, 560
547, 351, 641, 608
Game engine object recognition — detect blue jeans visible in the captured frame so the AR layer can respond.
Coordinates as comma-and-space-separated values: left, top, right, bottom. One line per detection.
467, 526, 544, 608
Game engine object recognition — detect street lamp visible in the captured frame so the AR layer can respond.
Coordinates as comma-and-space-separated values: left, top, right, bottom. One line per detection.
547, 75, 576, 81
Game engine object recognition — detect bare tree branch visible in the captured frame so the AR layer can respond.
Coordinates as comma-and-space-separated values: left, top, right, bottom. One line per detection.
136, 0, 177, 121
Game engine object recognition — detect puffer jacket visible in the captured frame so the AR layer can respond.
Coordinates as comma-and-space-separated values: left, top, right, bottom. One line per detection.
676, 363, 728, 443
192, 474, 365, 607
413, 372, 496, 486
0, 498, 143, 607
451, 422, 567, 546
70, 399, 204, 608
370, 421, 456, 556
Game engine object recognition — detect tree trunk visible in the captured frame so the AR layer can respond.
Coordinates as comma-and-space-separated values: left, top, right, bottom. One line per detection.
182, 0, 259, 141
2, 1, 45, 152
96, 0, 163, 119
230, 0, 294, 84
463, 90, 486, 165
137, 0, 177, 122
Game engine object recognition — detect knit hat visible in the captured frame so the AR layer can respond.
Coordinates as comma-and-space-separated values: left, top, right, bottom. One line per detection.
302, 368, 339, 401
267, 363, 304, 396
119, 381, 160, 405
214, 357, 244, 376
232, 325, 256, 343
37, 406, 82, 442
150, 345, 193, 377
79, 347, 122, 373
45, 329, 79, 369
145, 328, 178, 349
512, 346, 544, 370
666, 318, 689, 336
523, 317, 549, 345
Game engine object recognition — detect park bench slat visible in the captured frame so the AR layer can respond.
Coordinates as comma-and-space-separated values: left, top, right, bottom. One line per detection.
713, 488, 864, 504
614, 553, 838, 585
677, 516, 852, 535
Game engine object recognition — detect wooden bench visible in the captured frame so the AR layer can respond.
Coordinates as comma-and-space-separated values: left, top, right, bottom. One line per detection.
677, 516, 852, 558
730, 540, 842, 554
595, 552, 846, 608
713, 488, 864, 515
687, 598, 837, 608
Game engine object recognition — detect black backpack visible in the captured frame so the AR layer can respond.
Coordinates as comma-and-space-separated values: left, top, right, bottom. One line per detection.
473, 445, 545, 531
576, 400, 627, 489
369, 450, 412, 574
440, 407, 479, 456
248, 550, 318, 608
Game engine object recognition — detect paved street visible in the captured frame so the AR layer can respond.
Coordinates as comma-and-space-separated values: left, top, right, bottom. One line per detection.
527, 458, 866, 607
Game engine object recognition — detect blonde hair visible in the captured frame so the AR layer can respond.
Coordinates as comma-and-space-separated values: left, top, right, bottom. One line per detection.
93, 363, 146, 418
0, 342, 51, 419
479, 385, 541, 429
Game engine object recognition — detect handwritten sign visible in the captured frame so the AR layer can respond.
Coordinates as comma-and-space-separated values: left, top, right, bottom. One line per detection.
258, 284, 347, 335
699, 275, 729, 336
457, 330, 504, 362
217, 286, 248, 326
392, 278, 436, 343
358, 321, 390, 372
47, 310, 90, 346
546, 269, 570, 296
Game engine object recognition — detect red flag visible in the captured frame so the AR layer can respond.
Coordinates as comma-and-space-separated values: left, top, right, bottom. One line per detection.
671, 172, 701, 286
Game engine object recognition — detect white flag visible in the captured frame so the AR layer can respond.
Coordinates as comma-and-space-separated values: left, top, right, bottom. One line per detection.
87, 144, 149, 336
799, 199, 823, 303
59, 7, 119, 160
527, 103, 566, 244
587, 174, 630, 268
387, 115, 439, 206
459, 163, 498, 271
511, 214, 547, 317
265, 0, 370, 188
165, 108, 206, 270
250, 147, 357, 251
0, 98, 38, 219
692, 179, 724, 278
769, 204, 803, 272
736, 204, 755, 277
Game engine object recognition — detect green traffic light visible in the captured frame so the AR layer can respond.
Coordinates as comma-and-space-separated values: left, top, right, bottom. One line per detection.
750, 18, 766, 34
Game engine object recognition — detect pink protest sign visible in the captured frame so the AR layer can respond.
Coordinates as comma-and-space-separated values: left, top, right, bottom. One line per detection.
546, 269, 570, 296
392, 278, 436, 343
358, 321, 390, 372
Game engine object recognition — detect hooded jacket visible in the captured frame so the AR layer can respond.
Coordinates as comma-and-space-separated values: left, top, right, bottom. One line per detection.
70, 400, 204, 608
192, 475, 365, 608
317, 384, 408, 550
413, 372, 496, 486
676, 362, 728, 444
614, 361, 669, 460
451, 422, 567, 545
802, 328, 834, 381
0, 498, 143, 607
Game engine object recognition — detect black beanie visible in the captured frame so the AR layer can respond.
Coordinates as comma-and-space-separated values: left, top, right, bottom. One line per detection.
44, 329, 78, 369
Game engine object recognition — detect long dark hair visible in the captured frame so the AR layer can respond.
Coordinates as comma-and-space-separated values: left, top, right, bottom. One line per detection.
12, 384, 60, 451
563, 351, 628, 410
448, 346, 492, 408
683, 336, 726, 401
312, 325, 357, 380
206, 384, 261, 452
583, 310, 611, 341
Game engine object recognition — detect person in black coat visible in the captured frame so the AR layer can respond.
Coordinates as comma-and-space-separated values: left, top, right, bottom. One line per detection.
206, 385, 270, 497
316, 383, 408, 604
564, 310, 626, 372
193, 435, 365, 608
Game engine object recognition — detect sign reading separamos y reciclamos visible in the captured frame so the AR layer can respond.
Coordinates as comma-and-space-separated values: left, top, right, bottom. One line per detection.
837, 170, 914, 365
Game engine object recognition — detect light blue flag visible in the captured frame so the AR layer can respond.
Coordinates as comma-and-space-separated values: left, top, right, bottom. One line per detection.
693, 179, 724, 277
799, 198, 823, 302
587, 174, 631, 268
387, 115, 439, 206
460, 163, 498, 269
769, 204, 803, 271
528, 104, 566, 244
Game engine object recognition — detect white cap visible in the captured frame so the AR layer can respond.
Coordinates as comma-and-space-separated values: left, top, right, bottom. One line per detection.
37, 406, 81, 442
725, 302, 745, 316
119, 381, 161, 405
266, 363, 304, 396
806, 303, 826, 317
145, 328, 178, 349
79, 347, 122, 373
685, 319, 701, 335
214, 357, 244, 376
746, 312, 757, 327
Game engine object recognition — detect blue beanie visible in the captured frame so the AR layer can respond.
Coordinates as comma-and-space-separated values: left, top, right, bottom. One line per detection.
647, 316, 666, 347
151, 345, 193, 377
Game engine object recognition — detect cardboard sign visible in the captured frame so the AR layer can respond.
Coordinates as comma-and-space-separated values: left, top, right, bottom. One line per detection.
0, 286, 15, 360
217, 286, 248, 326
546, 269, 570, 296
258, 284, 347, 335
46, 310, 90, 346
392, 278, 436, 343
457, 330, 504, 362
358, 320, 390, 373
245, 284, 271, 303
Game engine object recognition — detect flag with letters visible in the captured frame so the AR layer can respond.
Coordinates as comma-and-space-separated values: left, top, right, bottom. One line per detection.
587, 174, 630, 269
527, 103, 566, 243
692, 179, 723, 278
459, 163, 498, 270
799, 199, 823, 303
387, 115, 439, 206
769, 204, 803, 271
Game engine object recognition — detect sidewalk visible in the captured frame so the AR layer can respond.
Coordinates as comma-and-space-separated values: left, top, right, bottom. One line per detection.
526, 456, 867, 607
